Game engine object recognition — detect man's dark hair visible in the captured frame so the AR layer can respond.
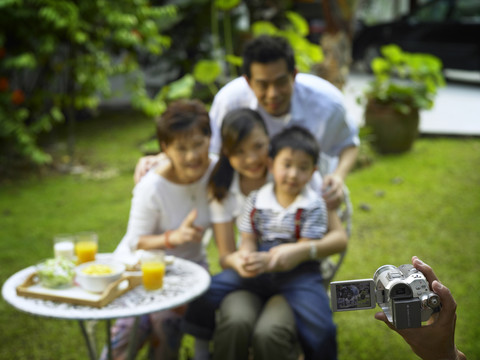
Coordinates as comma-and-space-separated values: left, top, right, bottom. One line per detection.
242, 35, 295, 78
269, 125, 320, 165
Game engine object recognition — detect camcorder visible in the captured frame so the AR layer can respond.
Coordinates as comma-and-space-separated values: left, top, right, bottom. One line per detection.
330, 264, 441, 329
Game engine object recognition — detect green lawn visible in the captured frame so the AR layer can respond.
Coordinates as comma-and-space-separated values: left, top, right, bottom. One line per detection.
1, 108, 478, 359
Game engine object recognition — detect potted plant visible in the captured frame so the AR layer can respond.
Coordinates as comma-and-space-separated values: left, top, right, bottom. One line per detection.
362, 44, 445, 154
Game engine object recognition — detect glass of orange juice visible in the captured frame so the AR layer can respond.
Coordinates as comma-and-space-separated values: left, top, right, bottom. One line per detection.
141, 250, 166, 291
75, 232, 98, 264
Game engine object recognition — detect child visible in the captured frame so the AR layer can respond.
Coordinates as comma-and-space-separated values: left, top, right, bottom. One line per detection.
104, 99, 216, 360
184, 125, 347, 360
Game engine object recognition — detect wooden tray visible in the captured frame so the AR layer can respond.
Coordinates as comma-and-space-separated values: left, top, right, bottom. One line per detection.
16, 272, 143, 308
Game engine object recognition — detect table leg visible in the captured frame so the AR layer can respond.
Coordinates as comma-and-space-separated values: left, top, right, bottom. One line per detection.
79, 320, 97, 360
127, 316, 141, 360
106, 319, 113, 360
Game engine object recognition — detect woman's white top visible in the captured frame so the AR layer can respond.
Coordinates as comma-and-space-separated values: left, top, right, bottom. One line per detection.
114, 155, 217, 264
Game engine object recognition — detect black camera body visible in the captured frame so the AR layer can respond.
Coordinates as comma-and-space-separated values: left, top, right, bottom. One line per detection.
330, 264, 441, 329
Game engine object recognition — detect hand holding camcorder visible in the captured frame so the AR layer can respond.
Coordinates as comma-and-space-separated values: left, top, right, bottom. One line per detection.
330, 263, 441, 329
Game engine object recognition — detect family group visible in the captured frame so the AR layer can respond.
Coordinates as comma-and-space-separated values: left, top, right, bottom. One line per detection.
104, 35, 465, 360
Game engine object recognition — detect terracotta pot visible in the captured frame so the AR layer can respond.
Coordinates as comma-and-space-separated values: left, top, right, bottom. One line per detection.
365, 99, 420, 154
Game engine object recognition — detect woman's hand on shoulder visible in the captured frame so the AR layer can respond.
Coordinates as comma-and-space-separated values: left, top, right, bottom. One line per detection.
134, 153, 170, 183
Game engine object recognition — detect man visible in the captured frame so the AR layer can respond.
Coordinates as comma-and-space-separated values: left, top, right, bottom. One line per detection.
135, 35, 359, 209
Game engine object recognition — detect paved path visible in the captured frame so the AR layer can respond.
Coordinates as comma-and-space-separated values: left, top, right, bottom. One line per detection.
344, 72, 480, 136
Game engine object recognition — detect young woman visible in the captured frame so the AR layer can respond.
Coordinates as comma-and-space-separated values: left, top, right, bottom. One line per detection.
208, 108, 270, 268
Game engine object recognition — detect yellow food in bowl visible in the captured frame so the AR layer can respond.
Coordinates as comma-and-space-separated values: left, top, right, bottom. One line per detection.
82, 264, 113, 275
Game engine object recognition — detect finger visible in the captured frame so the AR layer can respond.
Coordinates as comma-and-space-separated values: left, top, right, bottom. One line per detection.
240, 262, 256, 275
134, 156, 159, 184
239, 270, 257, 278
243, 257, 257, 268
244, 261, 263, 273
321, 175, 333, 190
412, 256, 439, 285
244, 252, 259, 263
193, 225, 204, 233
182, 208, 198, 227
134, 161, 146, 184
322, 184, 336, 198
326, 195, 342, 210
238, 251, 250, 261
190, 228, 205, 243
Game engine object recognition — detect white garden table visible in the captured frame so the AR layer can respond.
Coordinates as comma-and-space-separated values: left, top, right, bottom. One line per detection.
2, 254, 210, 360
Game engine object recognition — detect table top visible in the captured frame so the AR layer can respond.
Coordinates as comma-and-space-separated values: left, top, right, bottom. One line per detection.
2, 255, 210, 320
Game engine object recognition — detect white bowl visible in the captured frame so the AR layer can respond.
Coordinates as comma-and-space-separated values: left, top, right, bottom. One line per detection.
75, 260, 126, 293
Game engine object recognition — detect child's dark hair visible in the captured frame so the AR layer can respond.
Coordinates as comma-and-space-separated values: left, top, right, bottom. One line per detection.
242, 35, 295, 78
209, 108, 268, 201
156, 99, 211, 147
269, 125, 320, 165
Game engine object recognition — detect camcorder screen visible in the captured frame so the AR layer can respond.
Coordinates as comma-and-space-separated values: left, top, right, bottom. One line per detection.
330, 279, 376, 312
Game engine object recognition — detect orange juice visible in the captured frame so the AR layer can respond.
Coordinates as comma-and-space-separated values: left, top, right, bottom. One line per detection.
141, 261, 166, 290
75, 241, 98, 264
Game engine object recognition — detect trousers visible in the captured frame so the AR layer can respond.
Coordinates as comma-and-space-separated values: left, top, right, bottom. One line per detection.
183, 261, 337, 360
213, 290, 300, 360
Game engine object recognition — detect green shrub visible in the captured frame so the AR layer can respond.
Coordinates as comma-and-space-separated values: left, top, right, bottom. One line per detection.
0, 0, 177, 165
363, 44, 445, 115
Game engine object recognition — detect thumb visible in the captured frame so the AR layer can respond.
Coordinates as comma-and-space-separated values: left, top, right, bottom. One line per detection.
182, 208, 198, 227
374, 311, 396, 331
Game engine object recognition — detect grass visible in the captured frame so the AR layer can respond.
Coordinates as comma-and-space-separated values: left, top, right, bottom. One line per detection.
1, 108, 479, 359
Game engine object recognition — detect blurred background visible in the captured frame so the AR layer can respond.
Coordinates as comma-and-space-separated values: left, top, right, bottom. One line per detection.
1, 1, 479, 359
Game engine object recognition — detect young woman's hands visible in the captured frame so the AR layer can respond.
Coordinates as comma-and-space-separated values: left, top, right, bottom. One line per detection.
241, 251, 270, 276
225, 250, 266, 278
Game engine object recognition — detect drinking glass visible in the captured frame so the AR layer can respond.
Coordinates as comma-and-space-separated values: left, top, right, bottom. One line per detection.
75, 231, 98, 264
141, 250, 166, 291
53, 234, 75, 260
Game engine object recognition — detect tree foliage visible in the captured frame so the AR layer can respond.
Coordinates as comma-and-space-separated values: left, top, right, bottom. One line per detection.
0, 0, 177, 165
0, 0, 323, 167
